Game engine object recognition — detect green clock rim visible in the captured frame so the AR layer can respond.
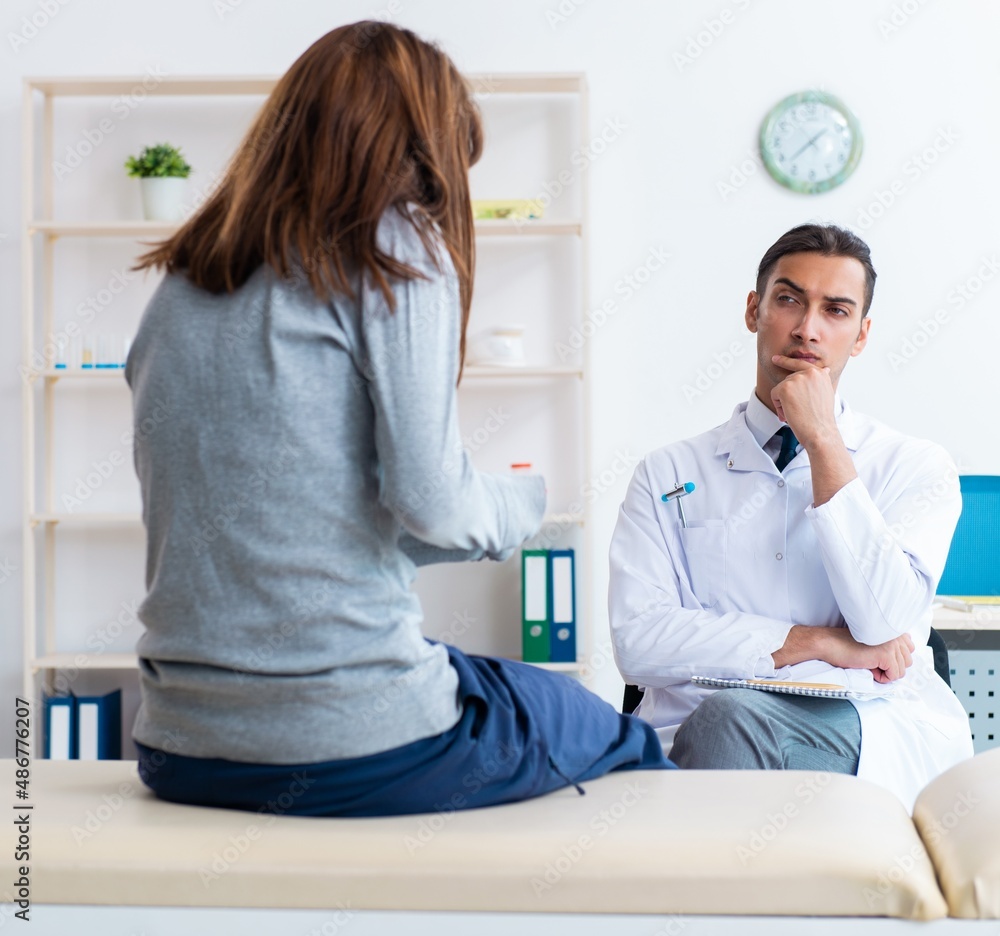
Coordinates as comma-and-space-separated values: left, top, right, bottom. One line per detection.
759, 90, 863, 195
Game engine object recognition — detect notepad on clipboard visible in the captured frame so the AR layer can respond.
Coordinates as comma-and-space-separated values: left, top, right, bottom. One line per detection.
692, 665, 898, 701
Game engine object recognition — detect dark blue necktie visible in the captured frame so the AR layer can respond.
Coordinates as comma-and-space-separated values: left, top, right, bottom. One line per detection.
774, 426, 798, 471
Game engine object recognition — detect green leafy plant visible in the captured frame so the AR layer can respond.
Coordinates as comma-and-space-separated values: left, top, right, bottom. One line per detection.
124, 143, 192, 179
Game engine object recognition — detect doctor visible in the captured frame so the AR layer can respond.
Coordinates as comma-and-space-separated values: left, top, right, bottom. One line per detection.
609, 223, 973, 811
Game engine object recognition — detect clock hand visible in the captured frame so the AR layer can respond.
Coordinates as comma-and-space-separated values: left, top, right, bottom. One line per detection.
788, 128, 829, 162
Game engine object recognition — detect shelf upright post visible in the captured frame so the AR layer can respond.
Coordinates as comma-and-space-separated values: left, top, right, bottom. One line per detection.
21, 80, 38, 716
42, 89, 58, 683
579, 74, 593, 682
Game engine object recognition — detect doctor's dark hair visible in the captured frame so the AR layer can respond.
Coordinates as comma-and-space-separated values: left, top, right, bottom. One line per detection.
755, 224, 877, 317
133, 21, 483, 371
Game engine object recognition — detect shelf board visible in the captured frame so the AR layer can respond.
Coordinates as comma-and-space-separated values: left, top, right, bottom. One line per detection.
28, 220, 177, 238
30, 653, 584, 673
26, 73, 584, 98
463, 365, 583, 379
26, 75, 278, 97
31, 365, 580, 382
41, 368, 125, 380
30, 513, 142, 527
543, 513, 585, 526
474, 219, 582, 237
27, 219, 582, 239
31, 652, 138, 671
523, 661, 584, 672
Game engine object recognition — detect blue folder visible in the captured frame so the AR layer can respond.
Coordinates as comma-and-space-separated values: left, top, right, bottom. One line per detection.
548, 549, 577, 664
76, 689, 122, 760
43, 693, 76, 760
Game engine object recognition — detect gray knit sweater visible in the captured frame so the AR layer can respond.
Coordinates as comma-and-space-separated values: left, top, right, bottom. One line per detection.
127, 207, 546, 763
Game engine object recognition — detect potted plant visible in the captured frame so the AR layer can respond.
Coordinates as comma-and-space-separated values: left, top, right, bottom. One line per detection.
125, 143, 192, 222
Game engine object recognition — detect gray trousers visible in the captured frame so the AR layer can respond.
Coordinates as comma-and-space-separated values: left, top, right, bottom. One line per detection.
669, 688, 862, 774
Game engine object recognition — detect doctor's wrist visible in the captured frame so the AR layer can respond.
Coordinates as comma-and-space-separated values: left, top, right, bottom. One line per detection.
772, 624, 827, 668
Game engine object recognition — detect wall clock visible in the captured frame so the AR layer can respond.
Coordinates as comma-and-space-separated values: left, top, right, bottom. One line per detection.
759, 91, 863, 194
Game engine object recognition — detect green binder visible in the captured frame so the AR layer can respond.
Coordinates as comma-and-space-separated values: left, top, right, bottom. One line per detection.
521, 549, 550, 663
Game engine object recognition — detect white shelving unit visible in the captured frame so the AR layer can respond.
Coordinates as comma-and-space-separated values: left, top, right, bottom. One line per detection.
21, 73, 591, 742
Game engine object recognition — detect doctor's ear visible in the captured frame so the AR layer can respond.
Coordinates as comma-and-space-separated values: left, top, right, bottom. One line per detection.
744, 291, 760, 333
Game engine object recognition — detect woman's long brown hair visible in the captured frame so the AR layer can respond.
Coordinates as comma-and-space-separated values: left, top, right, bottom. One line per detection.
134, 21, 483, 371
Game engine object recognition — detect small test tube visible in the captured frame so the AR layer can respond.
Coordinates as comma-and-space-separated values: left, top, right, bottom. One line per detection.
54, 334, 67, 370
69, 334, 82, 369
97, 334, 111, 369
120, 333, 132, 368
81, 335, 95, 369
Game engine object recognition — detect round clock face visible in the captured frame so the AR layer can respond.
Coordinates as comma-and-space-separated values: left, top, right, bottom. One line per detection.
760, 92, 862, 194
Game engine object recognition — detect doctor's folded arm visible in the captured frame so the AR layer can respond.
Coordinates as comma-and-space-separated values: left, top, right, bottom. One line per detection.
608, 223, 974, 812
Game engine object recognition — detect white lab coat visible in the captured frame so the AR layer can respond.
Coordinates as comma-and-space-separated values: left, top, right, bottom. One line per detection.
609, 394, 974, 812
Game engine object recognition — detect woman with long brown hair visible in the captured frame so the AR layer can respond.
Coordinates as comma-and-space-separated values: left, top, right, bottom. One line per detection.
127, 21, 672, 817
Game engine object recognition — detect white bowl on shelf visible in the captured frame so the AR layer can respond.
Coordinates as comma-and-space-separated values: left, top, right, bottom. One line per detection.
466, 326, 527, 367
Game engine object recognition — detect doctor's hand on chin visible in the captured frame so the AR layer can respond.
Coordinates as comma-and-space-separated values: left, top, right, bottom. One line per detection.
769, 353, 859, 508
773, 624, 916, 683
769, 353, 839, 444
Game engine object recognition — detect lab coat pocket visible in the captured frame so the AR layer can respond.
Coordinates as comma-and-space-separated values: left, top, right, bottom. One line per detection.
680, 520, 727, 608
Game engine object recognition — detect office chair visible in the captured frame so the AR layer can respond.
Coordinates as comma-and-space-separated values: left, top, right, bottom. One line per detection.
622, 626, 952, 715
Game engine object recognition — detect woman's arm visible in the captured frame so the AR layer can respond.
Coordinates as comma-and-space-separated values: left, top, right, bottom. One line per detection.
358, 212, 546, 557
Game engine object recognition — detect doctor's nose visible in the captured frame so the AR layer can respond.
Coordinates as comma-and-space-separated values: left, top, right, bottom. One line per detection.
790, 308, 823, 343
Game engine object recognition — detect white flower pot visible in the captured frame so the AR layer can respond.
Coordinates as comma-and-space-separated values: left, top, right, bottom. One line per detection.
139, 177, 188, 222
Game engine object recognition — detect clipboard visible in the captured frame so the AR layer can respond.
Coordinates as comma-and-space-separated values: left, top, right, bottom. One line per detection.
691, 675, 893, 701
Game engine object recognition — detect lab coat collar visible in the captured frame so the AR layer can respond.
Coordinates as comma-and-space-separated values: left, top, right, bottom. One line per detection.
715, 390, 859, 472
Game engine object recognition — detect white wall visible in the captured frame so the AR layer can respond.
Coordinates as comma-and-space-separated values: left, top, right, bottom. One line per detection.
3, 0, 999, 756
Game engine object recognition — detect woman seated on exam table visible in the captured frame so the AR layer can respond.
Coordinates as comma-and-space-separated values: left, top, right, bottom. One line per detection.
124, 21, 673, 817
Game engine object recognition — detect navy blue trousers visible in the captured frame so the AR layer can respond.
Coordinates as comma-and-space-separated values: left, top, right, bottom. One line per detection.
135, 644, 674, 817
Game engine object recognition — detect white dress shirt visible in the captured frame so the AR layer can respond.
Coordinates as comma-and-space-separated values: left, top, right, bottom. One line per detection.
609, 391, 973, 811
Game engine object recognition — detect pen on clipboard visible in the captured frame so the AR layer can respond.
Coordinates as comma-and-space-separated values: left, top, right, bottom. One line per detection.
662, 481, 696, 528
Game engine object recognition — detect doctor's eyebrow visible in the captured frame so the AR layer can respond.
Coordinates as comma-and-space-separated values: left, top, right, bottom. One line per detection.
772, 276, 857, 307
